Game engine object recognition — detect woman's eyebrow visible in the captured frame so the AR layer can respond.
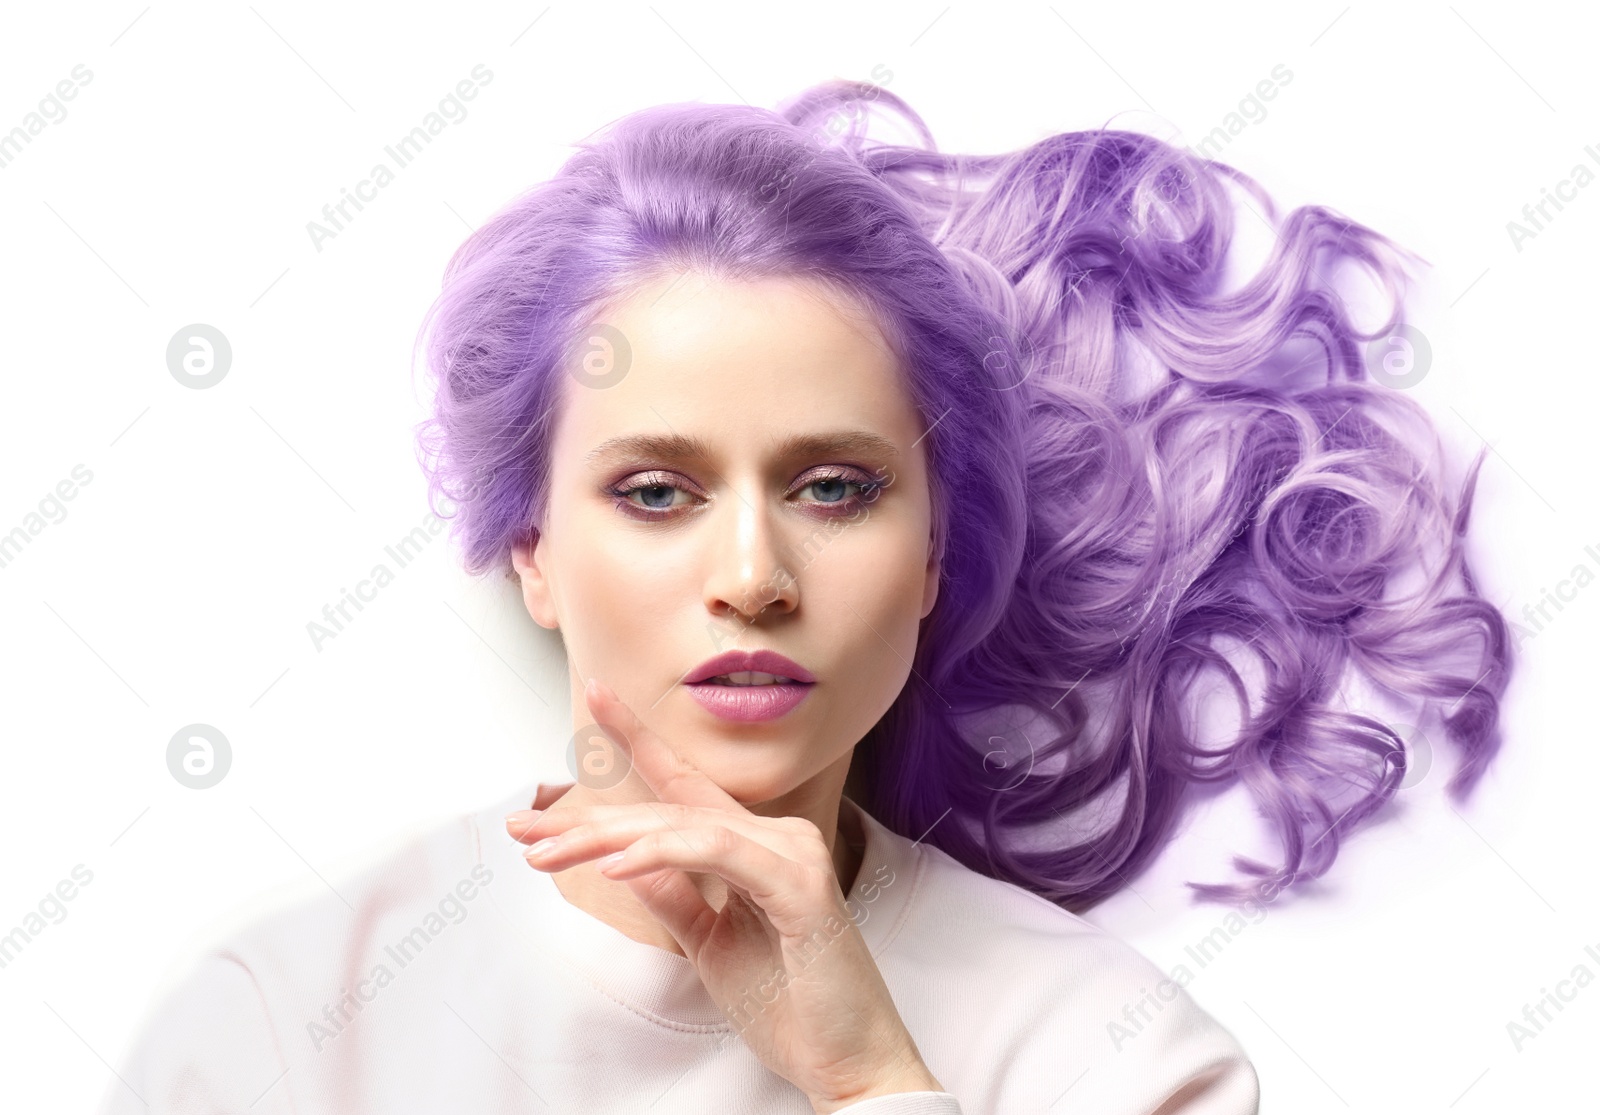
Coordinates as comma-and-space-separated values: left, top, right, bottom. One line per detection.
584, 430, 901, 466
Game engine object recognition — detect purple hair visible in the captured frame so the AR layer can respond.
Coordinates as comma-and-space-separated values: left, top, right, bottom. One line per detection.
411, 80, 1513, 911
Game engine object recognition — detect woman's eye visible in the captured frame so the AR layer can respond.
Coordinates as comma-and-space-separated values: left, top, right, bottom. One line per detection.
633, 484, 680, 509
801, 476, 855, 503
795, 472, 881, 507
615, 480, 693, 512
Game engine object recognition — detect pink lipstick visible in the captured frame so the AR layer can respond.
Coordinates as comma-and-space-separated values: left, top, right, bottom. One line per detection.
683, 649, 815, 722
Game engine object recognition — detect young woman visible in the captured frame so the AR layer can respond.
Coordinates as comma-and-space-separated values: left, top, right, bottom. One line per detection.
101, 81, 1511, 1114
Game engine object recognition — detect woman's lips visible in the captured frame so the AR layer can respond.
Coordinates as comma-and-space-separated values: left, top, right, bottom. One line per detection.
685, 679, 814, 722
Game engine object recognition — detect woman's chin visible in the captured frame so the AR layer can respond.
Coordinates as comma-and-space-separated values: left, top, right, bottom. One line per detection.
682, 758, 810, 809
710, 774, 802, 808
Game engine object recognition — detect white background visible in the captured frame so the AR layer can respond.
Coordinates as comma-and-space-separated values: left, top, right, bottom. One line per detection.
1, 2, 1594, 1112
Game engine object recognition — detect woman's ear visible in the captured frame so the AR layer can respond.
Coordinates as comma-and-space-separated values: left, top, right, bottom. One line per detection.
920, 536, 940, 619
511, 527, 561, 630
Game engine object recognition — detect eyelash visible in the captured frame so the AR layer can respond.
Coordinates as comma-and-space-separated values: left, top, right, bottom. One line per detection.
608, 468, 884, 521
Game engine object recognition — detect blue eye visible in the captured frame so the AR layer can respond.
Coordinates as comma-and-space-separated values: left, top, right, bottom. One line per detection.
636, 484, 677, 509
795, 470, 883, 508
807, 477, 850, 503
614, 480, 691, 513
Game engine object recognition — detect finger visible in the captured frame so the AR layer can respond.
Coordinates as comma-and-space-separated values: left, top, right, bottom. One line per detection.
509, 802, 824, 864
504, 782, 583, 841
519, 809, 756, 873
596, 824, 825, 935
505, 809, 544, 843
585, 677, 746, 813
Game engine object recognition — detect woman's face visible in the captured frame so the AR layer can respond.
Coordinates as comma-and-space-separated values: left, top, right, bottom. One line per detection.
512, 270, 940, 808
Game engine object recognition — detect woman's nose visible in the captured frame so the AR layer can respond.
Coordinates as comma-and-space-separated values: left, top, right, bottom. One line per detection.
701, 494, 799, 624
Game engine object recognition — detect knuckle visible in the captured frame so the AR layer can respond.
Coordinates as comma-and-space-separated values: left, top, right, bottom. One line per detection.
701, 825, 739, 857
795, 861, 828, 889
635, 868, 677, 899
781, 815, 823, 842
797, 864, 838, 906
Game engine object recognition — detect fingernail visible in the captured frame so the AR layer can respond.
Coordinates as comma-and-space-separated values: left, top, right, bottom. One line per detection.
505, 809, 542, 830
525, 838, 560, 859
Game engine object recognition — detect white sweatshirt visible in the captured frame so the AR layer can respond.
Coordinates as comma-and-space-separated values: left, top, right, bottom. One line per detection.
98, 781, 1260, 1114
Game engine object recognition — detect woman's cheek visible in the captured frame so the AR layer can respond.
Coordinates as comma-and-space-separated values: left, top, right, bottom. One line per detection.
565, 519, 666, 650
845, 533, 929, 637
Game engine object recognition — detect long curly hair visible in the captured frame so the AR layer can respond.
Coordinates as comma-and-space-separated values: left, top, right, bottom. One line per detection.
410, 80, 1513, 912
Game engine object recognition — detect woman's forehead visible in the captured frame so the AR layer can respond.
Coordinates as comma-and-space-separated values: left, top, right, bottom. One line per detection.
551, 272, 922, 460
601, 270, 894, 366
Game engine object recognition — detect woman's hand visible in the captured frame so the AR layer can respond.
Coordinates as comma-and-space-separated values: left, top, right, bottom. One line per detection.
505, 677, 944, 1114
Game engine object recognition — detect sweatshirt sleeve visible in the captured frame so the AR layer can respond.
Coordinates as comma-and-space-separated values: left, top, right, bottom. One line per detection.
1066, 934, 1262, 1115
97, 952, 297, 1115
1108, 978, 1260, 1115
905, 914, 1259, 1115
1132, 1052, 1259, 1115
